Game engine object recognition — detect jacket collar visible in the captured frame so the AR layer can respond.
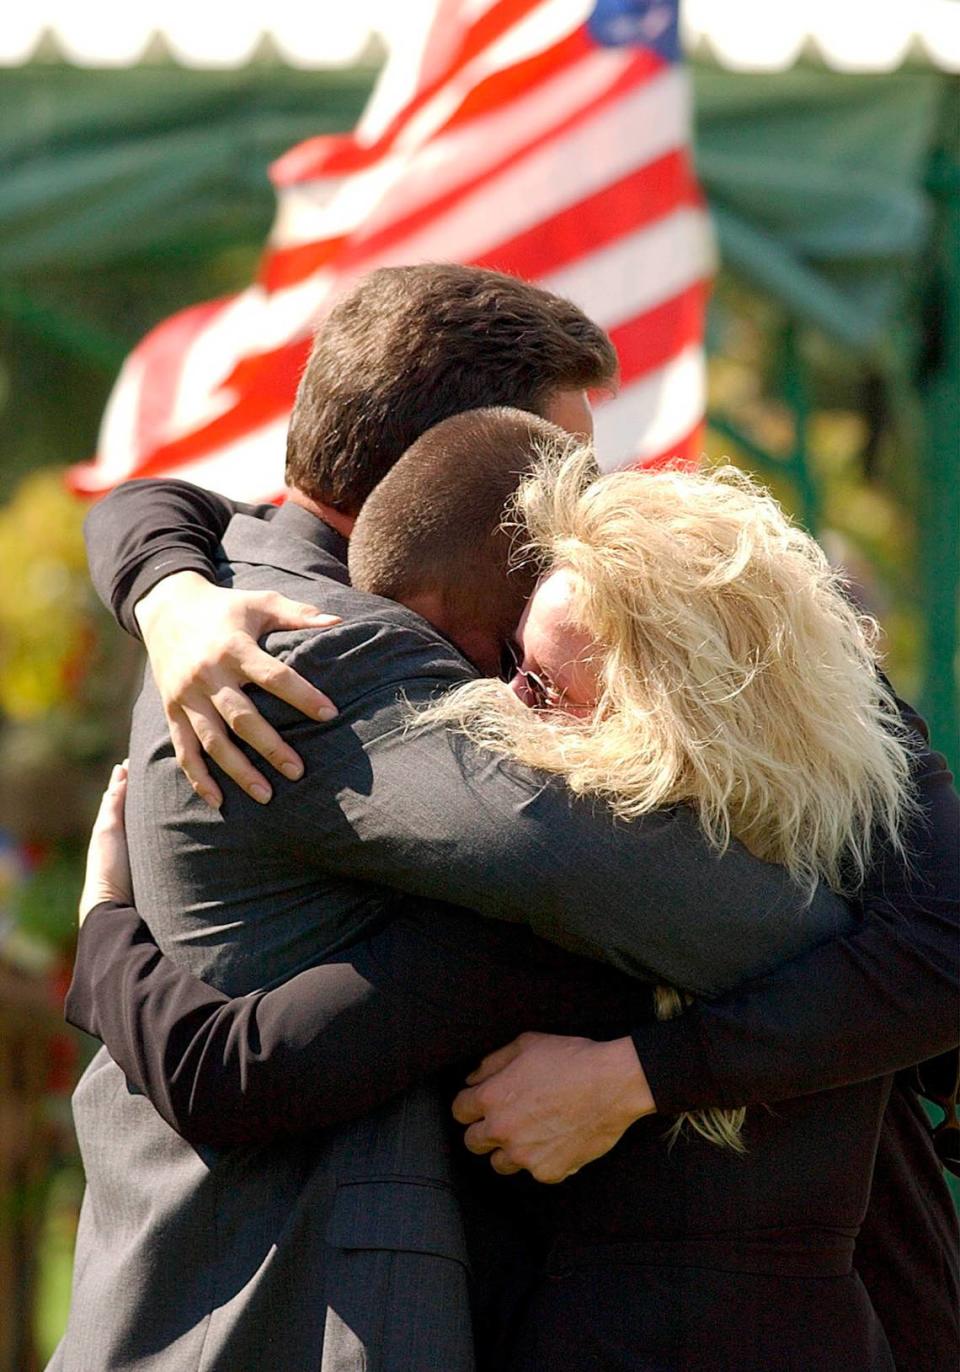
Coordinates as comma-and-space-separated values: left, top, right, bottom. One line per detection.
221, 501, 350, 585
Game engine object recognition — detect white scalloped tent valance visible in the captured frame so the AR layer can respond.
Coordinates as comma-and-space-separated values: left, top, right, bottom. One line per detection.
684, 0, 960, 73
2, 0, 958, 71
0, 0, 404, 69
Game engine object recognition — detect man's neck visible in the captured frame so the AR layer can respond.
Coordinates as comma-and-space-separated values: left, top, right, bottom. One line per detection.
285, 486, 356, 539
402, 590, 499, 675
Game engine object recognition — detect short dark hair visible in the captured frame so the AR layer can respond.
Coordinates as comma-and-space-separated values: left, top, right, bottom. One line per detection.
285, 263, 616, 512
348, 407, 564, 644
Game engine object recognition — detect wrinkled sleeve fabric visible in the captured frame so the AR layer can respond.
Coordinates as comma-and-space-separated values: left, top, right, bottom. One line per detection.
233, 625, 854, 998
84, 478, 272, 637
66, 900, 644, 1148
633, 697, 960, 1113
82, 478, 852, 994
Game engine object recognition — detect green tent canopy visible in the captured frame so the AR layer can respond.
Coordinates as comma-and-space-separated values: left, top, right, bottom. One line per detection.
0, 64, 947, 350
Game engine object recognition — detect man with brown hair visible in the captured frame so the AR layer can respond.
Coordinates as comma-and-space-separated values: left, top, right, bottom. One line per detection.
92, 263, 606, 806
285, 263, 608, 513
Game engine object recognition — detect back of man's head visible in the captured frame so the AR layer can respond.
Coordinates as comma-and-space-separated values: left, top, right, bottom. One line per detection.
349, 407, 565, 667
285, 263, 615, 513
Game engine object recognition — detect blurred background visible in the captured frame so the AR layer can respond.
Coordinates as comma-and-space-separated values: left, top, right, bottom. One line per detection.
0, 3, 957, 1366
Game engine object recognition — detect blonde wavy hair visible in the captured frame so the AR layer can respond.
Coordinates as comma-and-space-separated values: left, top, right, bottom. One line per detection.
418, 444, 914, 1149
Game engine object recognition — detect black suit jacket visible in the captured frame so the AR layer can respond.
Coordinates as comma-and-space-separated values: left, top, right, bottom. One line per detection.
77, 480, 960, 1370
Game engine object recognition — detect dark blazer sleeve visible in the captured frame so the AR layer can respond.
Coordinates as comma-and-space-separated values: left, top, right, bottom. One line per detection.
248, 626, 854, 997
66, 900, 645, 1148
83, 478, 273, 637
632, 696, 960, 1113
81, 480, 851, 992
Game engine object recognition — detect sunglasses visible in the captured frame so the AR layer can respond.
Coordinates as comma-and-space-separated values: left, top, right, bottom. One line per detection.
501, 640, 561, 710
912, 1050, 960, 1178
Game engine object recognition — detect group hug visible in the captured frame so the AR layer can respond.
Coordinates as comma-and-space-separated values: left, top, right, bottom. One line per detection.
52, 264, 958, 1371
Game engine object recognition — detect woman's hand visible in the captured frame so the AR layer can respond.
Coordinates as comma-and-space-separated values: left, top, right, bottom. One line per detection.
79, 762, 134, 924
452, 1032, 656, 1183
133, 572, 341, 809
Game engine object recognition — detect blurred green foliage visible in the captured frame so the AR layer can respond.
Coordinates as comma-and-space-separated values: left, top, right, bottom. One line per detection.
0, 471, 93, 719
0, 246, 261, 501
706, 275, 926, 701
11, 846, 88, 950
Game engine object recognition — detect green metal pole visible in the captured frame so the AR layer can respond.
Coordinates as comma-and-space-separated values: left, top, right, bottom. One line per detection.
917, 83, 960, 774
780, 322, 820, 537
707, 319, 821, 539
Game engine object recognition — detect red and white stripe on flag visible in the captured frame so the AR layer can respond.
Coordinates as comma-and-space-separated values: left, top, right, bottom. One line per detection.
70, 0, 714, 503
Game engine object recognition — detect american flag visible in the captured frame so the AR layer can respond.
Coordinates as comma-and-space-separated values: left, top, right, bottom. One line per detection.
70, 0, 714, 501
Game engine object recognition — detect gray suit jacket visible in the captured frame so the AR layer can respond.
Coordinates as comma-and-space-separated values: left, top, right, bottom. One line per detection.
53, 503, 851, 1371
